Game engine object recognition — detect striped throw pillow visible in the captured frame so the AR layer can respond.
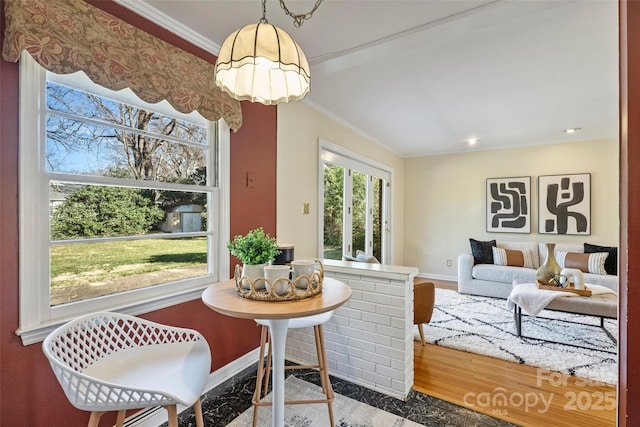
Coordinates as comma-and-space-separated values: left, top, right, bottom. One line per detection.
492, 247, 534, 268
556, 251, 608, 275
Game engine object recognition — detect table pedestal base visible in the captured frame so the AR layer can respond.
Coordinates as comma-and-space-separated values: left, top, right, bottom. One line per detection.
267, 319, 288, 427
253, 321, 335, 427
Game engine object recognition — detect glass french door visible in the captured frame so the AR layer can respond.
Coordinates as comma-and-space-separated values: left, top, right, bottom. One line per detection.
322, 162, 345, 259
320, 141, 391, 263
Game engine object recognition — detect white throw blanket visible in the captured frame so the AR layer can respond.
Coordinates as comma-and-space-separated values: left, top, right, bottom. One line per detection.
506, 282, 616, 316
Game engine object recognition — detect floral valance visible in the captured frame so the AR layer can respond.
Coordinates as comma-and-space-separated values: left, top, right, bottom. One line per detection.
2, 0, 242, 131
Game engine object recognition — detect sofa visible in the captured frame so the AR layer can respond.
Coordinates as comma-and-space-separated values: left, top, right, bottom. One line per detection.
458, 241, 618, 299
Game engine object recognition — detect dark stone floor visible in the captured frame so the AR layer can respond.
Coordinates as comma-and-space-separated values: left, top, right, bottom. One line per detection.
166, 361, 518, 427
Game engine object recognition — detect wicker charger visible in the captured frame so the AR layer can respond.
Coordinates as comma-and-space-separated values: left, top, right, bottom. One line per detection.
234, 260, 324, 301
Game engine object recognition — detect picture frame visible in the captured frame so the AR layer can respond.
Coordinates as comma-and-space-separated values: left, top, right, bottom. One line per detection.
538, 173, 591, 235
486, 176, 531, 233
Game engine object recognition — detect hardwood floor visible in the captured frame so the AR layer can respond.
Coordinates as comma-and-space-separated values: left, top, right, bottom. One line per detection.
413, 342, 616, 427
413, 280, 616, 426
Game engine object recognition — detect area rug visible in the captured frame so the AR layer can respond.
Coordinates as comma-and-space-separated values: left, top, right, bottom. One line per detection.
415, 289, 617, 385
171, 362, 515, 426
226, 376, 423, 426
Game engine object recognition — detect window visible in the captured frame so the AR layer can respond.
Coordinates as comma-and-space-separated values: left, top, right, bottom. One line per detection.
18, 54, 230, 344
319, 140, 392, 263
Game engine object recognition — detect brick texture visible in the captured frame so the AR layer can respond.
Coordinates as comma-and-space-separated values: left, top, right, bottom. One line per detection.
285, 267, 416, 399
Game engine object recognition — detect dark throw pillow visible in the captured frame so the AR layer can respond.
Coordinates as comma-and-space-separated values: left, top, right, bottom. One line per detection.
584, 243, 618, 276
469, 238, 496, 265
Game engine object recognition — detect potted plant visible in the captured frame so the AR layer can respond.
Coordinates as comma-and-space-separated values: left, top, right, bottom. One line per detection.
227, 227, 280, 288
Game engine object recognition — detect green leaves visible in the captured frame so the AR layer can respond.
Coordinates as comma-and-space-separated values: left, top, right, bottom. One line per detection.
226, 227, 280, 265
51, 185, 165, 239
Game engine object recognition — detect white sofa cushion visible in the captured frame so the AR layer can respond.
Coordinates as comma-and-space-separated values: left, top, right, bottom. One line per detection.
472, 264, 536, 283
581, 273, 618, 292
538, 242, 584, 262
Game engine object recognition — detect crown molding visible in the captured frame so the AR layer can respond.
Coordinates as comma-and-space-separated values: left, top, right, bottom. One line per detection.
113, 0, 220, 55
301, 98, 405, 158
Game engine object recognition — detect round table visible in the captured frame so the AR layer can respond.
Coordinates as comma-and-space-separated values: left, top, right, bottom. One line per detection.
201, 277, 351, 427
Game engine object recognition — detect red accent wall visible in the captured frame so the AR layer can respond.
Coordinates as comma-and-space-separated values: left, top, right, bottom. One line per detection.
0, 1, 276, 426
619, 1, 640, 425
228, 101, 278, 272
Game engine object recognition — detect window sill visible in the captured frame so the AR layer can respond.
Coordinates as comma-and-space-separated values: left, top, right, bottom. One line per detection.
16, 286, 208, 346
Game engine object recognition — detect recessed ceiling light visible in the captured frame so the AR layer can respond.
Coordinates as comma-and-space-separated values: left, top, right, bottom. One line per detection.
564, 128, 582, 134
467, 138, 478, 145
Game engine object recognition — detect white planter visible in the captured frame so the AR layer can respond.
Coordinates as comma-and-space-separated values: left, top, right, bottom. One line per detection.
242, 263, 267, 289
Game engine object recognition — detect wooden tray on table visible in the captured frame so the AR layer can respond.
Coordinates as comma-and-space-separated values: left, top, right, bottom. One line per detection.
536, 281, 592, 297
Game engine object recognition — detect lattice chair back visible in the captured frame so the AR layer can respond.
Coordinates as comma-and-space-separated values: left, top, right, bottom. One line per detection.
42, 311, 211, 413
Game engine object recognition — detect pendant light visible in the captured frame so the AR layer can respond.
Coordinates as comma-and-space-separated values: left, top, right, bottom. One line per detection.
214, 0, 323, 105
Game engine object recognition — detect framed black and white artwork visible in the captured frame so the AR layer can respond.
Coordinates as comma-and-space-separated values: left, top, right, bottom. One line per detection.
486, 177, 531, 233
538, 173, 591, 235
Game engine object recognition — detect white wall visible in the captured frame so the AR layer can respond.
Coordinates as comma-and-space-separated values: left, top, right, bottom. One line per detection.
404, 139, 619, 280
287, 263, 418, 400
276, 105, 618, 279
276, 101, 406, 264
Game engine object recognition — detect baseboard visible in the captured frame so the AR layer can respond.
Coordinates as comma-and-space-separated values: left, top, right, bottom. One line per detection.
416, 272, 457, 282
123, 347, 261, 427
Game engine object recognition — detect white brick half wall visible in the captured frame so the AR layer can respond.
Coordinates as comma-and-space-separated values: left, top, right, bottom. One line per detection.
285, 260, 418, 400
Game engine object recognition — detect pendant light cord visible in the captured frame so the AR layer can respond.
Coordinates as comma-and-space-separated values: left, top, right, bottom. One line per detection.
260, 0, 325, 27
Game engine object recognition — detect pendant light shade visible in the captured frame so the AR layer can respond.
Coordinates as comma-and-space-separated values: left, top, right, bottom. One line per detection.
214, 23, 311, 105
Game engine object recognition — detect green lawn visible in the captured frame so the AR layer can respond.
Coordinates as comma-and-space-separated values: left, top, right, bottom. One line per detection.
50, 237, 207, 287
323, 247, 343, 260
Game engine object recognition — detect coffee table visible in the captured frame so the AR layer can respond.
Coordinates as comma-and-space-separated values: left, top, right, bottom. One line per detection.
508, 282, 617, 353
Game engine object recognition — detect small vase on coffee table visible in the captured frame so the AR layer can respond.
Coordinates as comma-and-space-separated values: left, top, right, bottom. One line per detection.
536, 243, 562, 286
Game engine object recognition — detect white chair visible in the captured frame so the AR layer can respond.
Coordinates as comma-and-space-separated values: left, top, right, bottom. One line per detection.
42, 312, 211, 427
252, 311, 335, 427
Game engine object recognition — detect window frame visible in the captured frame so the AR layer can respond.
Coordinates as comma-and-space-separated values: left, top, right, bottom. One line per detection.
17, 53, 230, 345
318, 139, 393, 263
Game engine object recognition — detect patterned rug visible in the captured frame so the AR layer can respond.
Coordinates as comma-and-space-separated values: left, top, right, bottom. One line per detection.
415, 289, 618, 385
228, 376, 423, 426
171, 365, 515, 427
